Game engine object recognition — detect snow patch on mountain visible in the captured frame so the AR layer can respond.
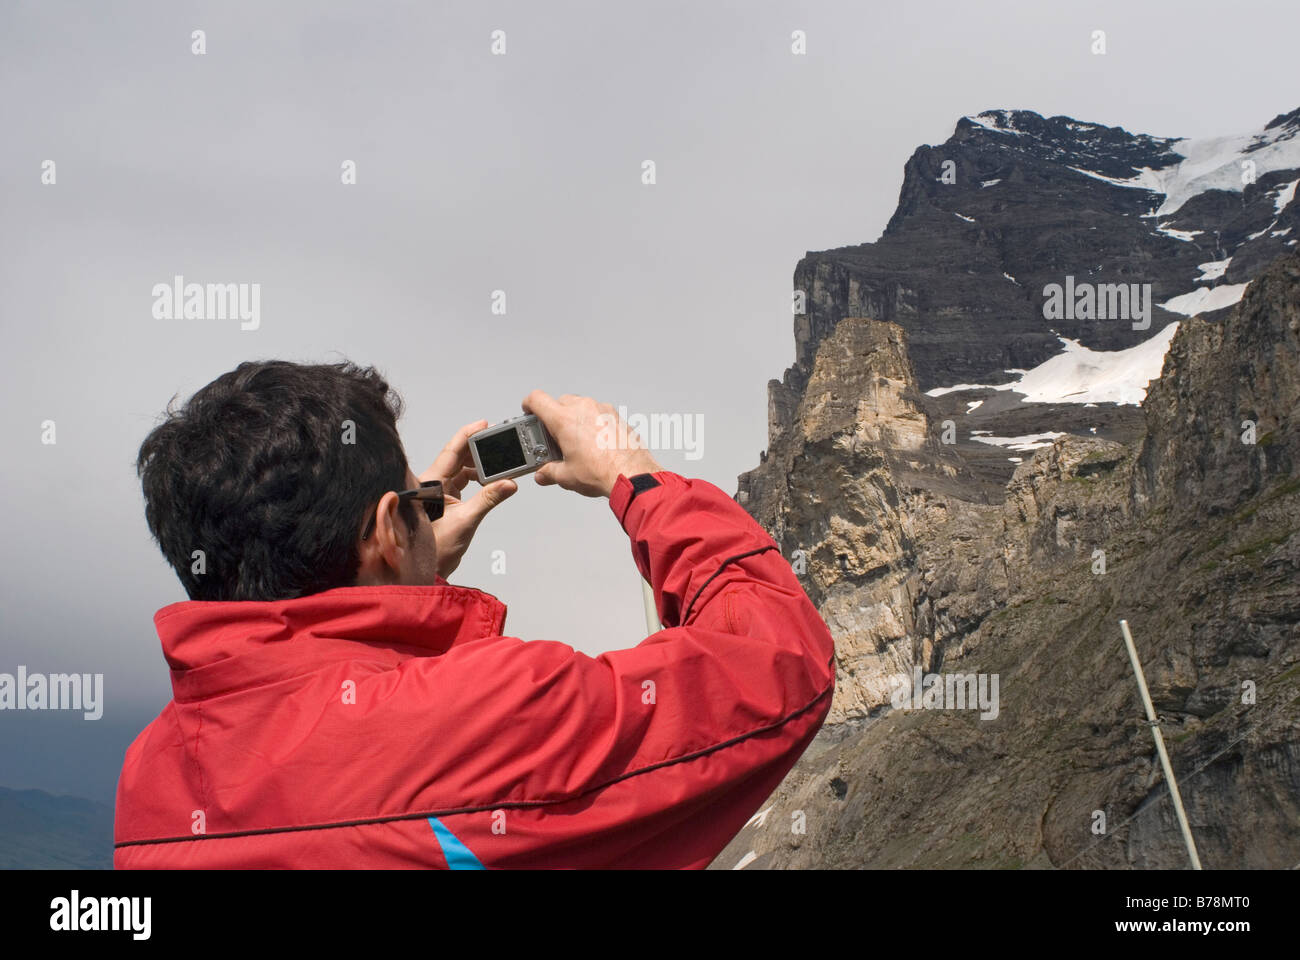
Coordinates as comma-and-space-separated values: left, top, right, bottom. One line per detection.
1275, 179, 1298, 213
1155, 223, 1202, 241
1249, 219, 1279, 240
1066, 165, 1158, 190
1197, 258, 1231, 281
1160, 283, 1249, 317
1145, 122, 1300, 216
965, 111, 1029, 136
1062, 117, 1300, 221
926, 325, 1179, 406
970, 430, 1066, 452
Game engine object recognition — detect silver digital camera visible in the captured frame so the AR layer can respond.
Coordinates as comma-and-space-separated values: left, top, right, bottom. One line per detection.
468, 414, 562, 484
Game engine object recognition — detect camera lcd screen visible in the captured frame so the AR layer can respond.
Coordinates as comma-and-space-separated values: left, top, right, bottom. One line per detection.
477, 428, 527, 476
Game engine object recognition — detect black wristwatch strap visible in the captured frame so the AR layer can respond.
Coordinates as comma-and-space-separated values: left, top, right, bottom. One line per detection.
627, 473, 661, 500
617, 473, 662, 526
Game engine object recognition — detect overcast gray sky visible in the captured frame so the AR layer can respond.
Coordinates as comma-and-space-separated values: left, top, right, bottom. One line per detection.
2, 0, 1297, 803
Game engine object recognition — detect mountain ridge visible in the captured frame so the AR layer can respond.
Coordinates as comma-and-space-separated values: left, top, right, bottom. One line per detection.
0, 785, 113, 869
720, 106, 1300, 869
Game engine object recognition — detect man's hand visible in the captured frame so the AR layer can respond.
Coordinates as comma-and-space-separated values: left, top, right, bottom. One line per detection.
521, 391, 662, 498
420, 420, 517, 577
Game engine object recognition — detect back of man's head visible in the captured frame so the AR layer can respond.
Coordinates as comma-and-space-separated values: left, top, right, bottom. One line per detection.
137, 359, 417, 602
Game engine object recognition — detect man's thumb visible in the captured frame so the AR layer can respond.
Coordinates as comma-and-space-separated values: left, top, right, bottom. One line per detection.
468, 479, 517, 517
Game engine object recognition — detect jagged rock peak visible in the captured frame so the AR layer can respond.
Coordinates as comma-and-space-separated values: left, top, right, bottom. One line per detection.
954, 108, 1181, 173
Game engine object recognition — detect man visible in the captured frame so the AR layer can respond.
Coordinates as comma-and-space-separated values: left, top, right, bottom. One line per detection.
115, 360, 835, 868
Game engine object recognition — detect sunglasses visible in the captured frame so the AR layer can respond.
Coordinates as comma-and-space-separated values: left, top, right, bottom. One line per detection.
361, 480, 443, 541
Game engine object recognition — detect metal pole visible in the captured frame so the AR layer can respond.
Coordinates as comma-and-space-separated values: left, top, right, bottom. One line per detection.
1119, 619, 1202, 869
642, 578, 662, 634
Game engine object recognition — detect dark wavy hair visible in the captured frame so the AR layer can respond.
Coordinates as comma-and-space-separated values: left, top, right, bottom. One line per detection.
137, 360, 419, 601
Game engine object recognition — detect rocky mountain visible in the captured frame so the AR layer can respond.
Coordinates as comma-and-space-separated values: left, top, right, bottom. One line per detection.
760, 106, 1300, 495
718, 108, 1300, 869
0, 786, 113, 869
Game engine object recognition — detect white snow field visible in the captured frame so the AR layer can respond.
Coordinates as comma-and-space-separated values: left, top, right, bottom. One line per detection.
1274, 179, 1299, 214
1159, 283, 1249, 317
927, 324, 1181, 406
1196, 258, 1232, 281
1146, 125, 1300, 216
1062, 117, 1300, 217
969, 431, 1066, 452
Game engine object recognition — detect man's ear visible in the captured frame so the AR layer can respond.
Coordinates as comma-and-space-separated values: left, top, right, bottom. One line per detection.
357, 491, 411, 581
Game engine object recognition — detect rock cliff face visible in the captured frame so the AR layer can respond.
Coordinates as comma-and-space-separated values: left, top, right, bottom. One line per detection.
739, 317, 983, 722
720, 108, 1300, 870
1134, 254, 1300, 515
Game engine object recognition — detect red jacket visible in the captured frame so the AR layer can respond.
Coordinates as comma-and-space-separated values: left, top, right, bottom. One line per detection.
114, 472, 835, 868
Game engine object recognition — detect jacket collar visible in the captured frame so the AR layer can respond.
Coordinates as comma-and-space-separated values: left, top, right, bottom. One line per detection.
154, 581, 508, 702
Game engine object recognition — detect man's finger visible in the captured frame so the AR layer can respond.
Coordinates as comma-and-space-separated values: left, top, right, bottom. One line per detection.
521, 389, 559, 420
463, 479, 517, 519
446, 465, 477, 497
534, 461, 569, 487
423, 419, 488, 482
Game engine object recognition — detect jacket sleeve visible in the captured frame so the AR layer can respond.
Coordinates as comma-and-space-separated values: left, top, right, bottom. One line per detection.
429, 471, 836, 869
